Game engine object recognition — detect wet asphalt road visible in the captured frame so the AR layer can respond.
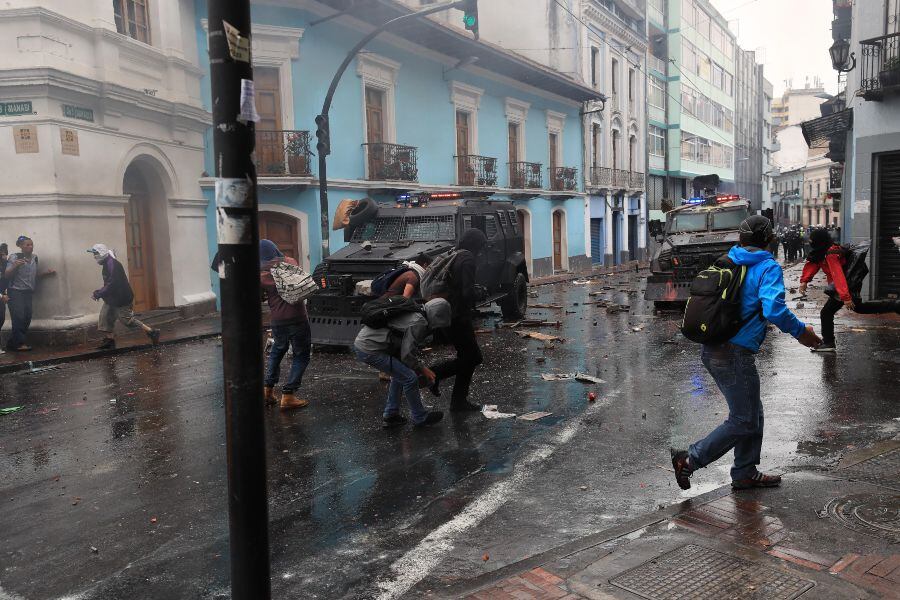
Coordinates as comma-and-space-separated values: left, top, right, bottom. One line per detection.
1, 264, 899, 600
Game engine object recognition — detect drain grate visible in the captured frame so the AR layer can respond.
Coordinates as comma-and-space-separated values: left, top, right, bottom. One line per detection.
609, 544, 814, 600
825, 494, 900, 543
838, 447, 900, 490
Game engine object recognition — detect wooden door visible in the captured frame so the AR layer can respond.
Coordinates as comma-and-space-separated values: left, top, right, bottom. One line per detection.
549, 133, 558, 184
260, 212, 299, 263
552, 211, 563, 271
456, 111, 472, 184
365, 86, 385, 177
508, 122, 520, 186
255, 67, 282, 175
125, 192, 156, 312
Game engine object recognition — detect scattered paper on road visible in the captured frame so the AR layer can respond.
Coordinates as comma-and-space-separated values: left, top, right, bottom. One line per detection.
518, 411, 552, 421
482, 405, 516, 419
541, 372, 605, 384
574, 373, 605, 384
517, 331, 562, 342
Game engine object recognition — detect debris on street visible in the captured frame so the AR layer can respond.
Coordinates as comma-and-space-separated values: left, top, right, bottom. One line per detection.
574, 373, 605, 384
518, 411, 552, 421
517, 331, 563, 343
482, 405, 516, 419
0, 406, 23, 415
529, 303, 563, 310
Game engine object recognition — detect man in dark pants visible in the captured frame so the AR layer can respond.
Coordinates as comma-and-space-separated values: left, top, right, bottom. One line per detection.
430, 228, 486, 412
671, 217, 821, 491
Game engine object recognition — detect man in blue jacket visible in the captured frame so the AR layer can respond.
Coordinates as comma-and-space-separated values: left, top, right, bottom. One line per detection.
672, 216, 821, 491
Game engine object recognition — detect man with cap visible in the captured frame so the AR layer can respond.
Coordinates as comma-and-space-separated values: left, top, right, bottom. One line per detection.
88, 244, 159, 349
799, 228, 900, 352
671, 216, 822, 491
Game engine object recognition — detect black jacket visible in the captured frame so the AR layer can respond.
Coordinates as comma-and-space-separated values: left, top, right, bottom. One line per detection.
96, 257, 135, 307
448, 229, 486, 319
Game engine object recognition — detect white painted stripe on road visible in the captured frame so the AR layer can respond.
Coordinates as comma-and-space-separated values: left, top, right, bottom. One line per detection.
373, 398, 612, 600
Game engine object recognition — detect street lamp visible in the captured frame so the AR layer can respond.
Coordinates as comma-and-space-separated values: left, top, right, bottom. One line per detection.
829, 39, 856, 72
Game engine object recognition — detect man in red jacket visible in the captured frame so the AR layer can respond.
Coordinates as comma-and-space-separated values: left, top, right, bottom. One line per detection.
799, 229, 900, 352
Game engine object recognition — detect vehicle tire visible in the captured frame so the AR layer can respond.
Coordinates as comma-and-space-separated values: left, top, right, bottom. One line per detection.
347, 197, 378, 228
499, 273, 528, 321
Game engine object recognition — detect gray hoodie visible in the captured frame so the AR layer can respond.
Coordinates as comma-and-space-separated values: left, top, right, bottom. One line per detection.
354, 298, 451, 370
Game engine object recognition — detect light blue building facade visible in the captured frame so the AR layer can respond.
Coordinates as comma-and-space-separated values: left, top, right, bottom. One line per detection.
194, 0, 600, 288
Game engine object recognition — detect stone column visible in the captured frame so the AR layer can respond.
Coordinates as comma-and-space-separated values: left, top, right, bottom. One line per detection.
604, 192, 614, 266
638, 192, 647, 260
620, 195, 630, 264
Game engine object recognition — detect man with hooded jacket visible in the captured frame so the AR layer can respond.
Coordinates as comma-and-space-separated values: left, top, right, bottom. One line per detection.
88, 243, 160, 350
671, 216, 821, 491
429, 228, 486, 412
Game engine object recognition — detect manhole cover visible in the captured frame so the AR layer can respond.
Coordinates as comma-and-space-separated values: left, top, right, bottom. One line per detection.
825, 494, 900, 543
838, 447, 900, 490
609, 544, 814, 600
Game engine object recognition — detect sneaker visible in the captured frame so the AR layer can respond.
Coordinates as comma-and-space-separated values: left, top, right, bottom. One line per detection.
428, 380, 441, 398
671, 448, 694, 490
382, 414, 408, 429
148, 329, 161, 345
414, 411, 444, 427
96, 338, 116, 350
450, 400, 481, 412
732, 471, 782, 490
811, 342, 836, 353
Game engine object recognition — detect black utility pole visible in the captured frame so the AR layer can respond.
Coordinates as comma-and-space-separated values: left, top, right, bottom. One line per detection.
315, 0, 478, 259
207, 1, 271, 598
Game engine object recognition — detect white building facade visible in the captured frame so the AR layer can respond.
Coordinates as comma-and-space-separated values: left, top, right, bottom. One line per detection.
0, 1, 214, 345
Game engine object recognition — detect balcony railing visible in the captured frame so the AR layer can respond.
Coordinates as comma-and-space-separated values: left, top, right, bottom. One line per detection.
589, 167, 643, 190
455, 154, 498, 187
648, 54, 667, 75
860, 32, 900, 101
362, 142, 418, 182
508, 161, 543, 189
549, 166, 578, 191
255, 130, 312, 176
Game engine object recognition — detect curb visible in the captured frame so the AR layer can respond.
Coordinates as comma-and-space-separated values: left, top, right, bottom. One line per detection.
531, 261, 649, 288
0, 330, 222, 375
429, 482, 735, 599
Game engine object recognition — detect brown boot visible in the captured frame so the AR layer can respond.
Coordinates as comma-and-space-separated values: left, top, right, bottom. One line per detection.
280, 391, 308, 410
263, 386, 277, 406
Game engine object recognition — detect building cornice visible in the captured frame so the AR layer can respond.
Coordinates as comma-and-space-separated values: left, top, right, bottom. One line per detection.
582, 5, 648, 54
0, 68, 211, 129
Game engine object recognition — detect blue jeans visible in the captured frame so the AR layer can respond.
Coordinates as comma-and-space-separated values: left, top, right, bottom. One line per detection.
689, 343, 764, 481
6, 289, 33, 350
265, 322, 311, 394
354, 347, 427, 424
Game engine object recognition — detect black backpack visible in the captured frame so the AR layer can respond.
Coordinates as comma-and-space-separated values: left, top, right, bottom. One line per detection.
359, 295, 422, 329
681, 254, 751, 344
370, 265, 412, 297
827, 243, 869, 297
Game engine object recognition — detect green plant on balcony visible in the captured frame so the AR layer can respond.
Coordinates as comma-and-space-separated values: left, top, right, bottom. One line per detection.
880, 56, 900, 89
284, 132, 309, 175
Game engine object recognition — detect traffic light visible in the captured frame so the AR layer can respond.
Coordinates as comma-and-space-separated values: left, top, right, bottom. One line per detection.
461, 0, 478, 39
315, 114, 330, 156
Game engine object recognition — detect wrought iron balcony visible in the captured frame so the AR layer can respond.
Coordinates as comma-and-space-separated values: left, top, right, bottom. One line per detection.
455, 154, 498, 187
628, 170, 645, 190
508, 161, 543, 189
363, 142, 418, 182
255, 130, 312, 176
549, 166, 578, 191
589, 167, 643, 190
860, 32, 900, 101
590, 166, 612, 187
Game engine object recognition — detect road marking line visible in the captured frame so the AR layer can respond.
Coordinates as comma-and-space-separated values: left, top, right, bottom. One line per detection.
373, 396, 613, 600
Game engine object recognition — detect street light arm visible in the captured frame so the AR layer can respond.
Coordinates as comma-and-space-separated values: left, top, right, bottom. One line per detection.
321, 0, 468, 116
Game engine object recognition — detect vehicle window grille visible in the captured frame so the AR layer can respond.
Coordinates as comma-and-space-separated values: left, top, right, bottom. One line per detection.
401, 215, 456, 240
485, 215, 500, 239
463, 215, 473, 229
351, 217, 402, 242
498, 211, 508, 226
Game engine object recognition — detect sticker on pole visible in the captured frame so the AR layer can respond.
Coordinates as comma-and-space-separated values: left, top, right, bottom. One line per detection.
216, 208, 251, 245
238, 79, 260, 123
215, 178, 251, 208
222, 20, 250, 63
